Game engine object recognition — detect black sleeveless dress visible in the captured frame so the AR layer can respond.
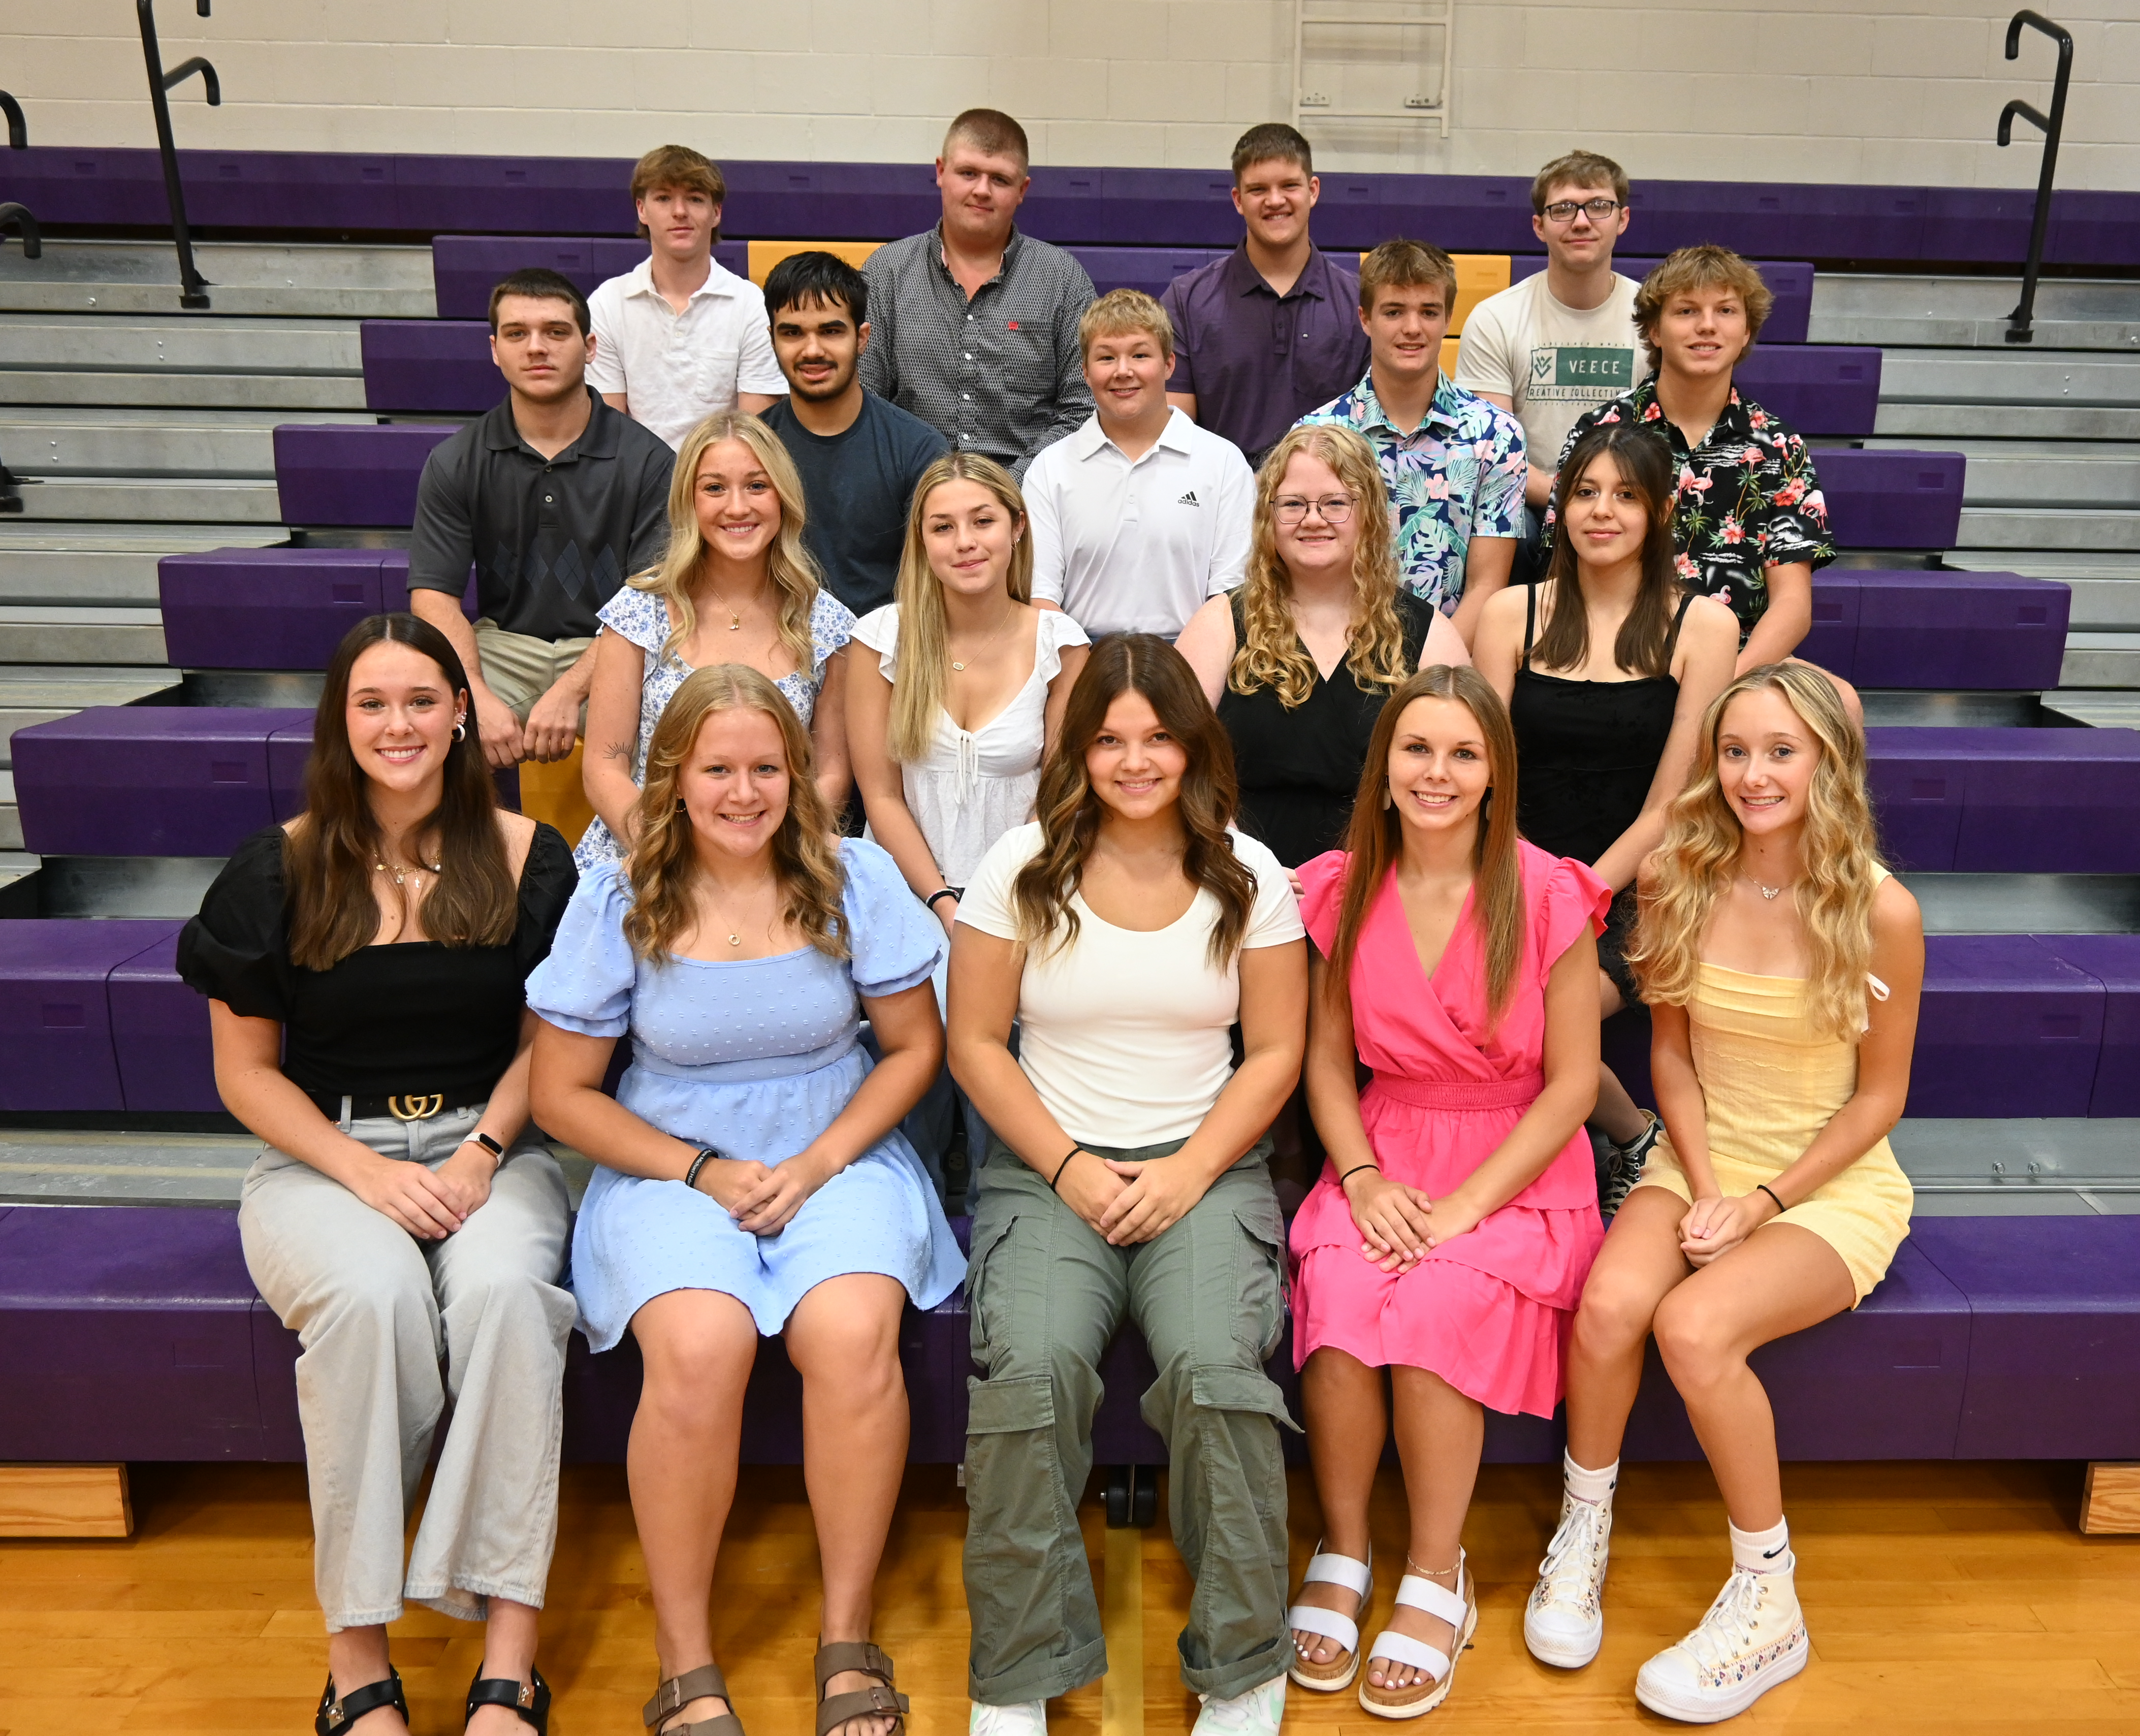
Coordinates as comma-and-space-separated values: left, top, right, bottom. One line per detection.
1512, 586, 1694, 1000
1217, 590, 1436, 868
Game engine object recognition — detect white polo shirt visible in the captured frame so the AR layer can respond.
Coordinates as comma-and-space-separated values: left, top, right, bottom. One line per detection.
1025, 408, 1254, 638
586, 256, 788, 449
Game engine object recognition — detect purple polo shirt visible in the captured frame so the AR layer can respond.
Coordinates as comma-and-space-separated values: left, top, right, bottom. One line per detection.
1160, 244, 1369, 467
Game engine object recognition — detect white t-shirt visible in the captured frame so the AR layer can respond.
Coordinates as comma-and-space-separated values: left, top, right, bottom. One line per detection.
956, 821, 1304, 1147
1454, 272, 1643, 473
1024, 408, 1254, 638
586, 256, 788, 449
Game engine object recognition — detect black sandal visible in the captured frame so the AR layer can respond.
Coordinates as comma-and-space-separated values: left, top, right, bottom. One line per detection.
644, 1662, 746, 1736
315, 1665, 407, 1733
813, 1641, 909, 1736
466, 1664, 552, 1732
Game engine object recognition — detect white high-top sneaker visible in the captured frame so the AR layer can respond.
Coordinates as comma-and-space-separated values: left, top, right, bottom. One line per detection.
970, 1701, 1047, 1736
1635, 1557, 1809, 1723
1523, 1488, 1612, 1668
1194, 1675, 1287, 1736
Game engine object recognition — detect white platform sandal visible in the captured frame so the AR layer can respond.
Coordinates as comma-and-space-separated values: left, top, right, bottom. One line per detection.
1285, 1545, 1373, 1691
1357, 1553, 1477, 1719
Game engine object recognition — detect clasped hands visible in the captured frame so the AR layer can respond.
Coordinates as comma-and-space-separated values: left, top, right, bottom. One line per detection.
1677, 1188, 1782, 1265
689, 1147, 834, 1237
1057, 1150, 1209, 1246
1344, 1169, 1484, 1273
356, 1143, 498, 1240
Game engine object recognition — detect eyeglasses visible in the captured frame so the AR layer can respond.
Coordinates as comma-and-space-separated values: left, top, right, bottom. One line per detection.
1273, 494, 1355, 526
1542, 198, 1621, 224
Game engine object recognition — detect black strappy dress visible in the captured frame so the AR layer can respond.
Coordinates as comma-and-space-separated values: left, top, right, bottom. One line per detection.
1216, 590, 1437, 868
1511, 586, 1694, 1001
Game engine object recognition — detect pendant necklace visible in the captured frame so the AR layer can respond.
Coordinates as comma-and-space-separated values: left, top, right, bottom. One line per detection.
1743, 873, 1789, 902
375, 855, 442, 889
950, 611, 1017, 673
703, 892, 746, 948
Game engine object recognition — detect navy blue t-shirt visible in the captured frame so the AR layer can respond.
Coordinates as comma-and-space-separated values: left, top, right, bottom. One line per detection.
763, 390, 949, 616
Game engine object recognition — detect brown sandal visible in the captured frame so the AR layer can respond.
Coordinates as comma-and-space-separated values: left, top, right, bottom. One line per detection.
813, 1641, 909, 1736
643, 1663, 745, 1736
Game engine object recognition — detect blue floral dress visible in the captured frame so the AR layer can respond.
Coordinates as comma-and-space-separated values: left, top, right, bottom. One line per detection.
574, 583, 857, 871
526, 838, 965, 1347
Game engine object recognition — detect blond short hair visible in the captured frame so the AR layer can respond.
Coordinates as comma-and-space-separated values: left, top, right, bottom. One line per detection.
1634, 244, 1775, 371
943, 108, 1029, 169
1357, 238, 1457, 312
1078, 288, 1174, 362
1531, 150, 1628, 215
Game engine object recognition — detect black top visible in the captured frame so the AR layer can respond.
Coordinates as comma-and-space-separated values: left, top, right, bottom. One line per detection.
762, 390, 949, 616
175, 822, 577, 1101
1218, 590, 1436, 869
405, 387, 674, 642
1512, 587, 1694, 867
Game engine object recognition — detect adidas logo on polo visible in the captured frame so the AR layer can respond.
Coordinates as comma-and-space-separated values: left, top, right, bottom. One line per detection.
1177, 491, 1200, 506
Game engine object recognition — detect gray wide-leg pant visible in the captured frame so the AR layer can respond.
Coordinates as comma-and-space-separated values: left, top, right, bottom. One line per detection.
962, 1135, 1296, 1706
238, 1103, 576, 1631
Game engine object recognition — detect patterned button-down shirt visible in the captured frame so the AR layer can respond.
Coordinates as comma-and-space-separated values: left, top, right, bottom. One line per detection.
1547, 377, 1835, 644
859, 225, 1095, 476
1297, 369, 1527, 613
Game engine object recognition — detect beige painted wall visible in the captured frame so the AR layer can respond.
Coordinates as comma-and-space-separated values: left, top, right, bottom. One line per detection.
6, 1, 2138, 188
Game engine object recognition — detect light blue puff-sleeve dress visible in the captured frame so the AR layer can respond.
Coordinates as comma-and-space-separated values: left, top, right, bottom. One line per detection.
526, 837, 965, 1347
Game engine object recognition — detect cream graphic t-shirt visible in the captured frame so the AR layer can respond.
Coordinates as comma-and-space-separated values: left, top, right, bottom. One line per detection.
1455, 271, 1643, 471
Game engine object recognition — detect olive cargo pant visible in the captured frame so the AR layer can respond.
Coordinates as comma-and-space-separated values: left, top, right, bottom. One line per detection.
962, 1135, 1295, 1705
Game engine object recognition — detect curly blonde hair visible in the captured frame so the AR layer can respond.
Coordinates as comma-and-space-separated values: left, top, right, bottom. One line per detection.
1229, 424, 1411, 709
629, 411, 823, 679
620, 663, 849, 965
1629, 663, 1882, 1039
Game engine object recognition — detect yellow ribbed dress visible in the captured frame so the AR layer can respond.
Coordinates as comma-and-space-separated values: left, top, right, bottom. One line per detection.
1633, 933, 1913, 1305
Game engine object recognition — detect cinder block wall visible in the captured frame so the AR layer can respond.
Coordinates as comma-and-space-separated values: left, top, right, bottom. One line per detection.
5, 0, 2138, 185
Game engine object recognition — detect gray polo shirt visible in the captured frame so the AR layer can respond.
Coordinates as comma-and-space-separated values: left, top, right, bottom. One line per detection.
858, 225, 1096, 475
406, 389, 674, 642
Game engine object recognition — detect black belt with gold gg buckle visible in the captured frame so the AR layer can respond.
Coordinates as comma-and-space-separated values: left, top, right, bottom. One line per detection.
308, 1084, 488, 1123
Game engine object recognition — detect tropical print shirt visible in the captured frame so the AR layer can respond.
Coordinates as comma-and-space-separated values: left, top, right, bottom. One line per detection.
1297, 369, 1528, 614
1545, 376, 1835, 645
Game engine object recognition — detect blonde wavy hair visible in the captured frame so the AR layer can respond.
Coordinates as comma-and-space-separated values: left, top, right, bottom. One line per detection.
887, 453, 1033, 764
1629, 663, 1882, 1039
1229, 424, 1411, 709
620, 663, 849, 965
629, 412, 823, 678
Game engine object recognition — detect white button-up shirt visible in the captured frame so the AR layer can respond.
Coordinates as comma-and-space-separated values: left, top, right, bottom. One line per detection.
586, 256, 787, 449
1025, 408, 1255, 638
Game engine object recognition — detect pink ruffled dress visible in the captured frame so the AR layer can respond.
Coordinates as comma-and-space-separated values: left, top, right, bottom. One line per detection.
1289, 840, 1611, 1418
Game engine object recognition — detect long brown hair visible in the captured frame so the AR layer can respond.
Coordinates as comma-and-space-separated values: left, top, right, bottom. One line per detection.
888, 452, 1033, 764
628, 411, 821, 676
1536, 420, 1683, 679
1630, 663, 1882, 1039
1324, 665, 1525, 1025
1230, 424, 1411, 707
1012, 634, 1257, 969
285, 613, 516, 970
619, 663, 849, 965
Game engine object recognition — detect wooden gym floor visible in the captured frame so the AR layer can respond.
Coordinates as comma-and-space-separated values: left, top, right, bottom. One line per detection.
0, 1460, 2133, 1734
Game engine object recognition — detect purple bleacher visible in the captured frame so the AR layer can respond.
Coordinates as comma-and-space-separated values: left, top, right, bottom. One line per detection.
1875, 727, 2140, 874
12, 706, 313, 858
2035, 936, 2140, 1118
159, 546, 396, 670
1848, 570, 2069, 690
10, 147, 2140, 267
1915, 1216, 2140, 1461
1798, 573, 1860, 674
362, 319, 497, 414
1729, 345, 1880, 436
1911, 936, 2105, 1119
109, 927, 220, 1114
1069, 246, 1231, 300
1510, 258, 1813, 345
0, 922, 183, 1113
1816, 448, 1966, 550
430, 235, 752, 320
274, 423, 457, 528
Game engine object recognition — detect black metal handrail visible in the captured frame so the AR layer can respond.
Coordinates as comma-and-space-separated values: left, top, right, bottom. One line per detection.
136, 0, 219, 309
1996, 9, 2074, 344
0, 91, 40, 261
0, 89, 25, 150
0, 203, 40, 260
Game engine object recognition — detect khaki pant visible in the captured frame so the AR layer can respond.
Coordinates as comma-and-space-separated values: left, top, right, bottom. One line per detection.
962, 1135, 1295, 1705
237, 1103, 576, 1631
472, 620, 597, 846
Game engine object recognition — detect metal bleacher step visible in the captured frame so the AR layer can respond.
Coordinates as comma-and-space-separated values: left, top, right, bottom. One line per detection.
0, 605, 165, 664
0, 527, 284, 606
1867, 438, 2140, 509
0, 665, 178, 764
0, 313, 366, 411
4, 475, 286, 524
2045, 690, 2140, 727
1945, 549, 2140, 631
0, 766, 16, 850
1957, 505, 2140, 552
2061, 630, 2140, 688
1873, 347, 2140, 442
1809, 273, 2140, 349
1901, 872, 2140, 935
0, 405, 375, 480
0, 239, 437, 319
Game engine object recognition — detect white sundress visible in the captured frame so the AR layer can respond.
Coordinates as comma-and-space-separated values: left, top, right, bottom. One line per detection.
575, 583, 857, 871
849, 604, 1091, 888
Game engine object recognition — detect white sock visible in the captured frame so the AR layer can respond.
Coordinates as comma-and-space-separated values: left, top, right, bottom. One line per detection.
1564, 1451, 1618, 1506
1729, 1517, 1791, 1573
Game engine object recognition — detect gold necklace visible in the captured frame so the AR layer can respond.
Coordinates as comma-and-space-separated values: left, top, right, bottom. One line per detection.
950, 609, 1018, 673
374, 854, 442, 889
1741, 872, 1790, 902
701, 890, 747, 948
